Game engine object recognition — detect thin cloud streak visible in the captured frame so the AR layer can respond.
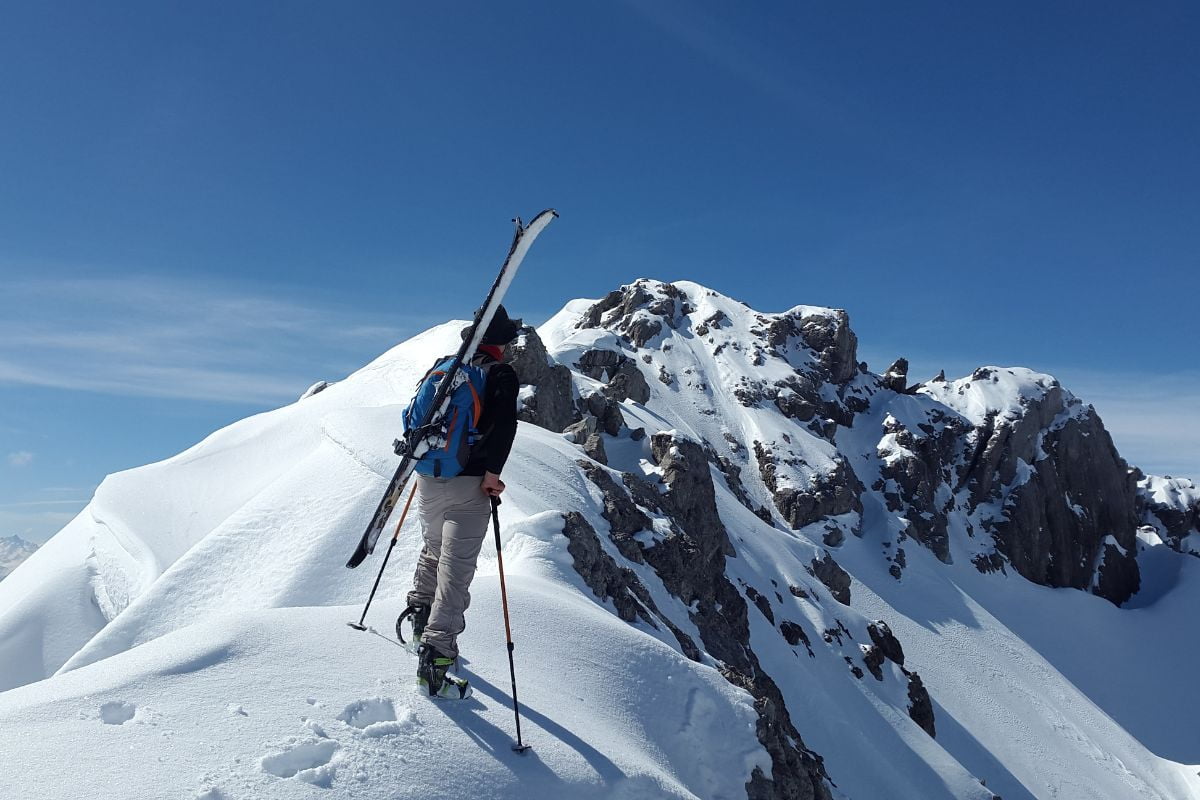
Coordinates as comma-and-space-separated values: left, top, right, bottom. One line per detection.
6, 451, 34, 467
0, 275, 423, 405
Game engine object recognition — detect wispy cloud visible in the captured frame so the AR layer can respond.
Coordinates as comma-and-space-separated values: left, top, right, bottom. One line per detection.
6, 451, 34, 467
0, 275, 427, 405
0, 506, 82, 544
0, 499, 89, 508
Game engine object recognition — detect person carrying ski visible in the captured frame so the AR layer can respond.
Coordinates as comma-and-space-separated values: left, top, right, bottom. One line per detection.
402, 305, 521, 699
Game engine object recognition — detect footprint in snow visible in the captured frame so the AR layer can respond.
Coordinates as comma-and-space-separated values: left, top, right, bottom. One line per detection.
338, 698, 418, 738
99, 701, 137, 725
260, 739, 340, 788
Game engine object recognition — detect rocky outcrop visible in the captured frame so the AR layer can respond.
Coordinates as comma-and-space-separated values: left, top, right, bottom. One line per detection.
577, 460, 649, 563
560, 512, 699, 660
755, 442, 864, 533
882, 358, 909, 393
581, 392, 626, 436
875, 409, 969, 564
809, 552, 851, 606
574, 435, 833, 800
957, 376, 1140, 604
577, 280, 693, 348
650, 433, 736, 560
710, 450, 775, 524
1135, 472, 1200, 556
906, 672, 936, 737
602, 359, 650, 404
508, 326, 578, 433
866, 620, 904, 666
576, 348, 652, 405
798, 310, 859, 384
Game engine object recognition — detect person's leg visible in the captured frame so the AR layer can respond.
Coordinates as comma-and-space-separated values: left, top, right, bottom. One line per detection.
420, 476, 490, 660
407, 477, 443, 608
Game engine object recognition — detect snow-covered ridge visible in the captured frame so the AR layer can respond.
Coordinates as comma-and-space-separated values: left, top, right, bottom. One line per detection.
1, 278, 1198, 800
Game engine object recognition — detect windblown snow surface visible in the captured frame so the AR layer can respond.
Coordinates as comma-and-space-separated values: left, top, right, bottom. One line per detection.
0, 282, 1197, 800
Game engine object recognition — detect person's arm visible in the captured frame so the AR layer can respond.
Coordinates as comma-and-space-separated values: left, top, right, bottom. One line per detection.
482, 364, 519, 479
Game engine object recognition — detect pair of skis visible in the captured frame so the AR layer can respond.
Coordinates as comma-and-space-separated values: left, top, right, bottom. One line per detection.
345, 209, 557, 569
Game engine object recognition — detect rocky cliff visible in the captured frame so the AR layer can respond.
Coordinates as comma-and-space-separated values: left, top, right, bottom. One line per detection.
502, 278, 1184, 795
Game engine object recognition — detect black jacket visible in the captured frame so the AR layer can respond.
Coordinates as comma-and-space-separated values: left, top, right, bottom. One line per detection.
461, 360, 519, 476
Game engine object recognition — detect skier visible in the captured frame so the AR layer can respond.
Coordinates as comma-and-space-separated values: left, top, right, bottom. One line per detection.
403, 305, 521, 699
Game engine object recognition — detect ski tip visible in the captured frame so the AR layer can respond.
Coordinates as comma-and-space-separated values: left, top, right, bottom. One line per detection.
346, 622, 368, 631
345, 546, 368, 569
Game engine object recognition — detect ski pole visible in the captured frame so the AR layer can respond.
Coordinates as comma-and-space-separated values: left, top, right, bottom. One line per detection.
348, 483, 418, 631
491, 495, 530, 753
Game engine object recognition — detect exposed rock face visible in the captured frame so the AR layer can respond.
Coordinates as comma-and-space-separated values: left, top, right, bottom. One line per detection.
882, 358, 909, 393
755, 442, 864, 532
906, 672, 937, 737
582, 434, 607, 465
577, 280, 692, 347
810, 552, 851, 606
560, 512, 699, 659
866, 621, 904, 666
602, 359, 651, 404
956, 377, 1140, 604
582, 392, 626, 436
650, 433, 736, 559
577, 347, 626, 381
575, 435, 832, 800
551, 279, 1174, 789
797, 310, 859, 384
507, 326, 578, 433
1135, 472, 1200, 556
577, 461, 649, 563
711, 450, 775, 524
875, 410, 969, 564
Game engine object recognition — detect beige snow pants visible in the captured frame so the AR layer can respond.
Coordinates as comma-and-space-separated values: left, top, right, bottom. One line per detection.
406, 474, 491, 659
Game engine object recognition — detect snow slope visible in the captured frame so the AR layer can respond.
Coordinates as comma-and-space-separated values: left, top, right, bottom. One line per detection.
1, 280, 1197, 799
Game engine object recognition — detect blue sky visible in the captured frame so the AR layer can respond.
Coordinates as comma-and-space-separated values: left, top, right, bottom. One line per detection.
1, 2, 1197, 542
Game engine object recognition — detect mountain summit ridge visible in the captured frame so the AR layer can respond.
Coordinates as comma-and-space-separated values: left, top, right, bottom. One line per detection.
0, 278, 1197, 799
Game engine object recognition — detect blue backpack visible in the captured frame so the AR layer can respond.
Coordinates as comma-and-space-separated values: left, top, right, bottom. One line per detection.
402, 355, 494, 478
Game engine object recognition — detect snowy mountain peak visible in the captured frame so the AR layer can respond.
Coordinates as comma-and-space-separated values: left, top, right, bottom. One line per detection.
0, 535, 38, 582
918, 365, 1086, 426
1, 280, 1198, 800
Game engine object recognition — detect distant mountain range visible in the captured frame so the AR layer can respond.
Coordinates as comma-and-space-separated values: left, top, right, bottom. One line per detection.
0, 536, 38, 581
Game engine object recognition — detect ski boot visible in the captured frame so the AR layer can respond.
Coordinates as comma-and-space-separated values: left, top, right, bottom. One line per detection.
417, 643, 472, 700
396, 603, 430, 654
